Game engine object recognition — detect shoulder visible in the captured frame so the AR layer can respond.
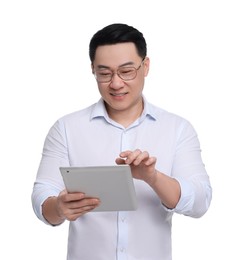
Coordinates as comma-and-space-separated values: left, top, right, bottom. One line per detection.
58, 103, 96, 123
146, 101, 197, 136
147, 101, 189, 124
46, 104, 97, 135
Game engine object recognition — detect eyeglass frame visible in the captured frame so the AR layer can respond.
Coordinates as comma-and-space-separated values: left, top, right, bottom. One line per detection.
93, 58, 146, 83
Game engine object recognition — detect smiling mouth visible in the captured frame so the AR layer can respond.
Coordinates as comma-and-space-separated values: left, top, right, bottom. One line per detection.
110, 92, 128, 96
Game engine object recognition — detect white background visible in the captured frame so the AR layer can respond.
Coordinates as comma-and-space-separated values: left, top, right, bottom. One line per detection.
0, 0, 242, 259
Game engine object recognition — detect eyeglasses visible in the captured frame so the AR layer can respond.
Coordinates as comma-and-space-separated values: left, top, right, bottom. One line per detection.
94, 58, 145, 83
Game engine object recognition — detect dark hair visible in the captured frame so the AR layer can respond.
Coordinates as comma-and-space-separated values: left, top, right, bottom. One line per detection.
89, 23, 147, 63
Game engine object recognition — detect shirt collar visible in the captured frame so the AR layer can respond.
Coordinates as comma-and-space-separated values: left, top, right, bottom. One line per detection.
90, 96, 157, 122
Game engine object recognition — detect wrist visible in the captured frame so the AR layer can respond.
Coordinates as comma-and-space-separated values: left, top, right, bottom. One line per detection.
148, 169, 158, 187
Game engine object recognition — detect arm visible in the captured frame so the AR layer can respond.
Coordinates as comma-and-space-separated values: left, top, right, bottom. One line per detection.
32, 119, 100, 226
116, 146, 212, 217
149, 169, 181, 209
116, 149, 180, 209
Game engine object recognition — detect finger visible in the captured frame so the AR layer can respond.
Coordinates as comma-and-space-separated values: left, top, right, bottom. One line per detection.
115, 157, 126, 165
71, 203, 99, 215
119, 150, 132, 158
60, 191, 86, 203
143, 156, 157, 166
69, 198, 100, 210
66, 207, 94, 221
67, 200, 101, 220
125, 149, 143, 164
132, 151, 150, 165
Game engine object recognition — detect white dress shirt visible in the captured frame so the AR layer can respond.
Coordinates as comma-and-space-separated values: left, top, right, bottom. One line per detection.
32, 97, 212, 260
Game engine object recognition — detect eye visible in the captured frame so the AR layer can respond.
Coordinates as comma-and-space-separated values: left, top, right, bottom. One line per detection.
119, 67, 134, 75
97, 70, 112, 76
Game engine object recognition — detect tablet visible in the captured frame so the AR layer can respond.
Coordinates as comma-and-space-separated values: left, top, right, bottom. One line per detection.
59, 165, 137, 212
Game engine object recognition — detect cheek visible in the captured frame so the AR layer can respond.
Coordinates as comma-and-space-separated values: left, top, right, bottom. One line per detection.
97, 85, 103, 95
98, 84, 108, 96
134, 77, 145, 91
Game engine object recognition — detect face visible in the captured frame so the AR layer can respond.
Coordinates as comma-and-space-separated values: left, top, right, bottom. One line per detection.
92, 42, 150, 119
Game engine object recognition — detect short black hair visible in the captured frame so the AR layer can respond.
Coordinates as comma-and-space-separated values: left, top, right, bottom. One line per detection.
89, 23, 147, 63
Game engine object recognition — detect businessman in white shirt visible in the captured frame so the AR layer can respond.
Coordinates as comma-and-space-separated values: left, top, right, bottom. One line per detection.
32, 23, 212, 260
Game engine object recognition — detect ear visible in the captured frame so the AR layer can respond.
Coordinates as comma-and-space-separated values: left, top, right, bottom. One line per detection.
143, 57, 150, 76
91, 63, 95, 74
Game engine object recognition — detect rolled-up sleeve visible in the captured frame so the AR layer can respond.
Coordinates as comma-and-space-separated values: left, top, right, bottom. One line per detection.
31, 120, 69, 224
164, 120, 212, 217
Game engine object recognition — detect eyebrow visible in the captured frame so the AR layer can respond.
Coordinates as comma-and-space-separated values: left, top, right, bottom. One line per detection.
97, 61, 135, 70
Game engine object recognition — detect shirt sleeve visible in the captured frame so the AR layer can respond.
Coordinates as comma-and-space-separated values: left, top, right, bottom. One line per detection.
164, 120, 212, 218
31, 119, 69, 224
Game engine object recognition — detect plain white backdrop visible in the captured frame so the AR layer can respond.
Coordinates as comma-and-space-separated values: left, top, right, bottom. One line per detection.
0, 0, 242, 259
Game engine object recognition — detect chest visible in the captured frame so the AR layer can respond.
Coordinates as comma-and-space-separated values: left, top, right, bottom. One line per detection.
66, 121, 176, 175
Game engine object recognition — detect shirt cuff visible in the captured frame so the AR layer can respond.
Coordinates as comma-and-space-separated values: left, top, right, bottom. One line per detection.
32, 183, 60, 225
163, 177, 195, 214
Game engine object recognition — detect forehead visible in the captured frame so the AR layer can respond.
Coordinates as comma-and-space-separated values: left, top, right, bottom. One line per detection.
94, 42, 139, 66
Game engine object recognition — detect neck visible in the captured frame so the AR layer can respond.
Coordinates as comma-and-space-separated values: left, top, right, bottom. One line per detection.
106, 99, 144, 128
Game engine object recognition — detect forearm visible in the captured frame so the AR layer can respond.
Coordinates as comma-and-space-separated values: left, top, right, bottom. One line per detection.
149, 170, 181, 209
42, 196, 65, 226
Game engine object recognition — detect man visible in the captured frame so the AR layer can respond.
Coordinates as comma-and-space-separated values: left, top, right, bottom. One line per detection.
32, 23, 212, 260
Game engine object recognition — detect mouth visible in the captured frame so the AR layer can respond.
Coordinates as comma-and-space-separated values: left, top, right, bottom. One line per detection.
110, 92, 128, 97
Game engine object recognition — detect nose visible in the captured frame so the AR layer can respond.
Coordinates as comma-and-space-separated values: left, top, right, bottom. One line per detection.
110, 73, 124, 89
